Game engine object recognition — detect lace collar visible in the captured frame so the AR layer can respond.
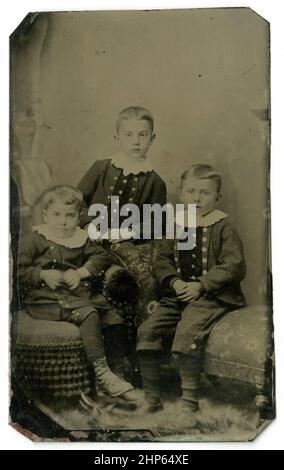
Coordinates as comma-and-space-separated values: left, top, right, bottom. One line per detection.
175, 209, 228, 228
32, 224, 89, 248
111, 151, 154, 176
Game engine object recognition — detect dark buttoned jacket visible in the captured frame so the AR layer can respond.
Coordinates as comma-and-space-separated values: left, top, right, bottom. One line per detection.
78, 159, 167, 235
154, 218, 247, 307
17, 231, 112, 319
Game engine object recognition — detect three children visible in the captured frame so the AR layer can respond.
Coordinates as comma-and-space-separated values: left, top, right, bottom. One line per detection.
17, 104, 247, 420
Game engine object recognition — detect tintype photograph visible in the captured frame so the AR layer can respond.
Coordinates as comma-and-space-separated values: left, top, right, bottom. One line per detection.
9, 8, 274, 442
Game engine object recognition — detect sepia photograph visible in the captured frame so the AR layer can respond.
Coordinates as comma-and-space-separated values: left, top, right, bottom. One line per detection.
9, 7, 274, 443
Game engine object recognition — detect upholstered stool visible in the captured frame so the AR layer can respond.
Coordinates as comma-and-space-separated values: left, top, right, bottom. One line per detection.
203, 305, 274, 416
14, 311, 91, 399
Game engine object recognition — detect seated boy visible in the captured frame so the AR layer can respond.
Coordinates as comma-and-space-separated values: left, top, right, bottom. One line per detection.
137, 164, 246, 418
18, 185, 139, 406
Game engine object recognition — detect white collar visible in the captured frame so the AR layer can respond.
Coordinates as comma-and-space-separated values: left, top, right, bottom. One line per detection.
175, 209, 228, 228
32, 224, 89, 248
111, 151, 154, 176
196, 209, 228, 227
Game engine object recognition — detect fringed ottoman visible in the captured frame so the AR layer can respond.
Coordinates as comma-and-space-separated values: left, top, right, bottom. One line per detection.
13, 311, 91, 399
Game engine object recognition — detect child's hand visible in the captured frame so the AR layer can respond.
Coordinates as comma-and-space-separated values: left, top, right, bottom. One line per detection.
172, 279, 189, 296
63, 269, 81, 290
40, 270, 63, 290
176, 282, 204, 303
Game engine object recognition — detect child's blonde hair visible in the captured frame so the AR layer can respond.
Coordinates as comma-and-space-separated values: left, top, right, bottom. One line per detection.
180, 164, 222, 193
40, 185, 84, 212
116, 106, 154, 133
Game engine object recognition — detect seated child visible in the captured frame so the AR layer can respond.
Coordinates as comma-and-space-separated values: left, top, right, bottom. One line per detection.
17, 185, 139, 405
137, 164, 246, 417
78, 105, 167, 240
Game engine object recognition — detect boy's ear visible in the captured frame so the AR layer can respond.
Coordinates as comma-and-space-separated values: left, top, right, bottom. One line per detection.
216, 193, 222, 202
150, 133, 156, 144
179, 189, 184, 203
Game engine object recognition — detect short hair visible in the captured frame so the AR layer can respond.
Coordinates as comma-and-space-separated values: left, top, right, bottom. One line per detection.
180, 164, 222, 193
116, 106, 154, 133
40, 185, 84, 211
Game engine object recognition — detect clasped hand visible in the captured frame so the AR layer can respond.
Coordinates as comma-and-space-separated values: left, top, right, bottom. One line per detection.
172, 279, 203, 303
40, 269, 83, 291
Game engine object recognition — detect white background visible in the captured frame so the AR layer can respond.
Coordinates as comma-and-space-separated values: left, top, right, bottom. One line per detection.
1, 0, 283, 451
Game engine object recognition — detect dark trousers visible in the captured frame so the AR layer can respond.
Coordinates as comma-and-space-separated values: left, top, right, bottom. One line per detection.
137, 295, 234, 409
137, 295, 232, 356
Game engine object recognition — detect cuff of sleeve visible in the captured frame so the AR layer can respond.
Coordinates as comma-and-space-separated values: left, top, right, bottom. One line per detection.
169, 276, 180, 289
162, 275, 180, 290
82, 262, 106, 279
199, 275, 213, 293
77, 267, 91, 279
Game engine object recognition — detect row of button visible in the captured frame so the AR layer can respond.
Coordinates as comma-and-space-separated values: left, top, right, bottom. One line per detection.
106, 173, 139, 205
175, 227, 209, 277
190, 336, 199, 350
40, 281, 90, 288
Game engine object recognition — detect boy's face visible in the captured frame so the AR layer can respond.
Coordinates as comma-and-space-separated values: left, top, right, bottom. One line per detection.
42, 202, 80, 238
116, 118, 155, 159
180, 177, 219, 217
